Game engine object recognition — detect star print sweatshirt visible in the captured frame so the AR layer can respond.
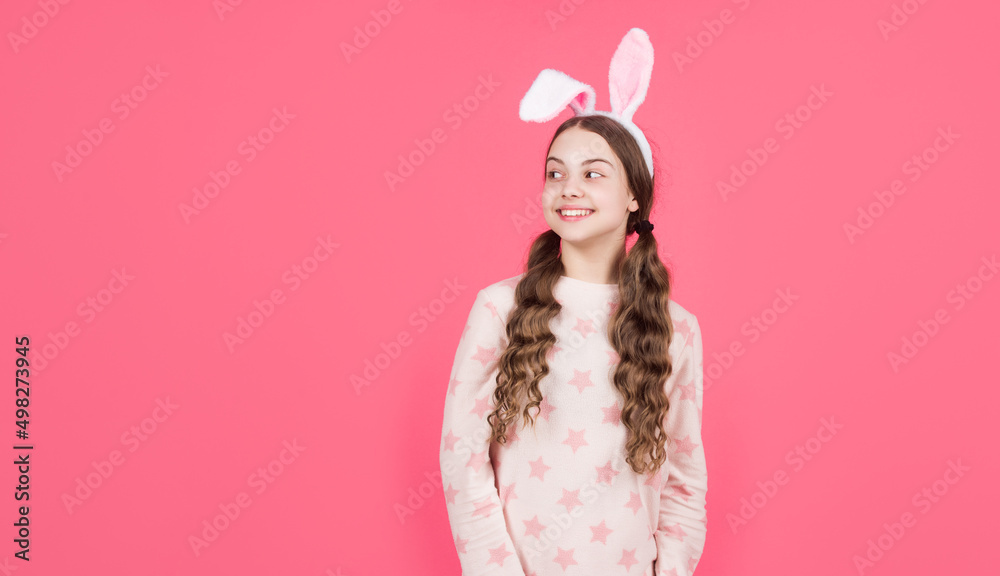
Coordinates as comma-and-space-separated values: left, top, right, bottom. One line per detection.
439, 273, 707, 576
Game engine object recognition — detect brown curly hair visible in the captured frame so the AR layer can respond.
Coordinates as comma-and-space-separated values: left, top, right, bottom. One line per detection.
486, 114, 676, 476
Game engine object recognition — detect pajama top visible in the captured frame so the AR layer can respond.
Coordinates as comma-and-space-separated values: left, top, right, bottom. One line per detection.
439, 273, 708, 575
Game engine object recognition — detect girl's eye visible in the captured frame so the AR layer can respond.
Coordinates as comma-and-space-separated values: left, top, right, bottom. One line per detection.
546, 170, 602, 179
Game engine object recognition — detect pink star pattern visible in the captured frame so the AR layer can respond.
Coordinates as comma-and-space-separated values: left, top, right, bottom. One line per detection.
523, 515, 545, 538
442, 430, 459, 451
601, 402, 623, 426
590, 520, 614, 544
671, 435, 698, 458
595, 460, 620, 484
662, 523, 687, 542
687, 556, 699, 572
535, 396, 556, 421
487, 543, 513, 567
443, 483, 458, 504
466, 449, 486, 472
554, 547, 578, 570
677, 380, 697, 402
567, 368, 595, 393
673, 318, 692, 343
619, 548, 638, 571
528, 456, 551, 481
625, 491, 643, 515
485, 300, 500, 319
505, 423, 520, 443
669, 482, 693, 503
499, 481, 518, 504
440, 281, 706, 575
472, 344, 497, 367
572, 317, 596, 338
547, 344, 563, 362
607, 348, 620, 365
557, 488, 583, 512
644, 468, 663, 488
562, 428, 588, 453
470, 395, 491, 418
472, 496, 498, 518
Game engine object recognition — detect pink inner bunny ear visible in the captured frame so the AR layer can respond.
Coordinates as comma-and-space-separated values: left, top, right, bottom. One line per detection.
608, 28, 654, 122
569, 91, 593, 115
519, 69, 595, 123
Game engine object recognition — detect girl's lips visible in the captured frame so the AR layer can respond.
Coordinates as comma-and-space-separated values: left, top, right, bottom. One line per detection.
558, 209, 593, 222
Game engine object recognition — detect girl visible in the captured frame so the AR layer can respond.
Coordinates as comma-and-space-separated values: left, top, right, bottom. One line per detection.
440, 29, 707, 576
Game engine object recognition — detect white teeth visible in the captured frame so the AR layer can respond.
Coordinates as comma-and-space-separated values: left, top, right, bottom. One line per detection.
560, 209, 593, 217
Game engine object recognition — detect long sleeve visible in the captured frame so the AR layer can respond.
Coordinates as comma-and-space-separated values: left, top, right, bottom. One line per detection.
439, 288, 527, 576
653, 316, 708, 576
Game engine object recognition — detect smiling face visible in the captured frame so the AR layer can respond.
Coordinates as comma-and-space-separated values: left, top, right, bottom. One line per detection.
542, 126, 639, 249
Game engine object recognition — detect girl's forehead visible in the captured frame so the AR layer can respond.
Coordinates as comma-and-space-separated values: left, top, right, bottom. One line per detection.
549, 130, 617, 165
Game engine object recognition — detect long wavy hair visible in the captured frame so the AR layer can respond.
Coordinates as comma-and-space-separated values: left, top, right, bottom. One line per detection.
486, 114, 676, 476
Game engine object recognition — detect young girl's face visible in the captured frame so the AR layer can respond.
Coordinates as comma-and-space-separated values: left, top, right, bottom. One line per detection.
542, 126, 638, 246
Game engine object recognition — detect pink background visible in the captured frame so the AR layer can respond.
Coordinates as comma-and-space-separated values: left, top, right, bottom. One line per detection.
2, 0, 997, 574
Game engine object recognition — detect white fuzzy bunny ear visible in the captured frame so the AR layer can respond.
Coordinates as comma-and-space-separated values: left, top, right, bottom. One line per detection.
518, 28, 656, 178
608, 28, 653, 123
519, 68, 596, 122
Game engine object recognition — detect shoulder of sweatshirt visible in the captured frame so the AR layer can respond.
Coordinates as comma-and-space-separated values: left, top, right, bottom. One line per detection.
667, 299, 699, 338
477, 273, 525, 317
480, 272, 699, 337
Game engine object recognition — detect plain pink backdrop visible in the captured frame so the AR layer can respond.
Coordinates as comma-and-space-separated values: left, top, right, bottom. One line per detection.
1, 0, 997, 574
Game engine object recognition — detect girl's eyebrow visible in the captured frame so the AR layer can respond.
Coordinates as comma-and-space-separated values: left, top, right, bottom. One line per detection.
546, 157, 614, 167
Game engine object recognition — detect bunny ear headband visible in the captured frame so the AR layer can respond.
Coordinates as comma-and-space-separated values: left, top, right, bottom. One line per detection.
518, 27, 655, 178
